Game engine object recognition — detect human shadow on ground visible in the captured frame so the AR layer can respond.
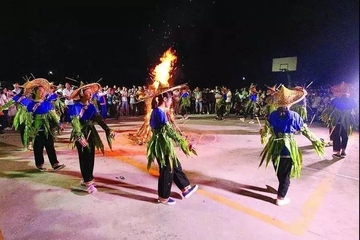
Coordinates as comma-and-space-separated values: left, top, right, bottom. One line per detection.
0, 156, 164, 204
184, 170, 278, 204
82, 175, 182, 201
305, 157, 343, 171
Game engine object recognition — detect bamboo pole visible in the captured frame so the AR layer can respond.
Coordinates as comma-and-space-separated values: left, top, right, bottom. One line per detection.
255, 116, 262, 128
306, 81, 313, 89
309, 114, 317, 126
65, 77, 79, 83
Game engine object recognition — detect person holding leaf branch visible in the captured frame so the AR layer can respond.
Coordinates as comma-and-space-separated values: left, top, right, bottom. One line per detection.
23, 78, 66, 171
259, 85, 325, 206
320, 82, 357, 158
68, 82, 116, 194
147, 89, 198, 206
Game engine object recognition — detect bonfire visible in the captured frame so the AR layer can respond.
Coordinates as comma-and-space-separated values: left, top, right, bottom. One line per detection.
130, 48, 185, 145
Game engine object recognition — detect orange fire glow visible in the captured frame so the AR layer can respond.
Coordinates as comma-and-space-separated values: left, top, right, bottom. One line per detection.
134, 48, 178, 143
151, 48, 177, 91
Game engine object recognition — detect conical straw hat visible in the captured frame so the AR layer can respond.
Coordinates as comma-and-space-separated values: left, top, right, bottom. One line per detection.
266, 84, 277, 94
274, 85, 307, 107
330, 82, 350, 97
70, 83, 101, 100
23, 78, 51, 95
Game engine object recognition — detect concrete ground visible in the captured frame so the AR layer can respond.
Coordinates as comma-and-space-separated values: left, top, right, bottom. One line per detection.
0, 114, 358, 240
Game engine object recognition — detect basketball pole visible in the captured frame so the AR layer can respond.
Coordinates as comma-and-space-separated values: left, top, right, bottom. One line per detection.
285, 69, 291, 87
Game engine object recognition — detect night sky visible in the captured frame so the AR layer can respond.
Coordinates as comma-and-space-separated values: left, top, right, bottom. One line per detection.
0, 1, 358, 89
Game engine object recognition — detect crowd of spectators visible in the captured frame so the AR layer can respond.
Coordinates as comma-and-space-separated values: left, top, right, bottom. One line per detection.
1, 81, 358, 134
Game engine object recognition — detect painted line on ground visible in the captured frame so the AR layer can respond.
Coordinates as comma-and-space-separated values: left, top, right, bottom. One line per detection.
289, 173, 334, 235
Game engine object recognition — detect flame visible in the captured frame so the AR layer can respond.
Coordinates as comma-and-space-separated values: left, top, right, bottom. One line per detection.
151, 48, 177, 91
134, 48, 178, 144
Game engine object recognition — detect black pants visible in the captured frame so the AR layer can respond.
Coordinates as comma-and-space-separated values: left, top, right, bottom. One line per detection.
330, 124, 348, 152
76, 138, 95, 183
273, 157, 292, 198
216, 104, 225, 118
18, 123, 26, 146
156, 156, 191, 199
244, 106, 255, 119
33, 131, 59, 168
0, 110, 9, 128
180, 107, 188, 116
329, 127, 334, 141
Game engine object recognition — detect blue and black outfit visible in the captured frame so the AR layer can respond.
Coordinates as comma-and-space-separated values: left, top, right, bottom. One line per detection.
147, 107, 196, 199
179, 91, 190, 118
12, 93, 31, 145
260, 109, 324, 198
244, 93, 257, 120
321, 96, 357, 156
25, 99, 63, 170
69, 101, 113, 185
92, 92, 107, 119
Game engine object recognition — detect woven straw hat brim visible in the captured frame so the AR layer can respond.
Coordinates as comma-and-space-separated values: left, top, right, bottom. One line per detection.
157, 84, 188, 96
23, 78, 51, 95
330, 82, 350, 96
275, 85, 307, 107
19, 81, 30, 88
70, 83, 101, 100
266, 85, 277, 93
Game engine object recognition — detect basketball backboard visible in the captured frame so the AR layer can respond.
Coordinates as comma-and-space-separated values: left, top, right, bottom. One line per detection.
272, 57, 297, 72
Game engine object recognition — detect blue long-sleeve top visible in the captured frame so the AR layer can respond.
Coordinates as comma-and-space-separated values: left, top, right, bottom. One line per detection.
12, 94, 31, 107
331, 96, 357, 111
68, 101, 98, 122
268, 110, 304, 156
26, 100, 58, 131
46, 93, 58, 102
150, 107, 168, 130
27, 100, 54, 115
181, 92, 189, 98
250, 93, 257, 102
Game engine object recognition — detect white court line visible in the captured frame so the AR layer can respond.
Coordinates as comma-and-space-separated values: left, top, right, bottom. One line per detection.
335, 173, 359, 181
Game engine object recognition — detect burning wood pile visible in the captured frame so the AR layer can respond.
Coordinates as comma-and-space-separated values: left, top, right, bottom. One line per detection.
129, 48, 186, 145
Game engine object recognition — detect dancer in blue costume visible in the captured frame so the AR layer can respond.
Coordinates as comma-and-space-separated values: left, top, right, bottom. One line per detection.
23, 78, 65, 171
92, 87, 108, 120
68, 83, 115, 194
259, 85, 325, 206
0, 83, 31, 148
320, 82, 357, 158
147, 90, 198, 205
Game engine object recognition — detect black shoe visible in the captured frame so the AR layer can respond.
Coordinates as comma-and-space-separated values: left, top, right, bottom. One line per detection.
53, 164, 66, 172
332, 153, 343, 159
37, 166, 47, 172
341, 151, 346, 156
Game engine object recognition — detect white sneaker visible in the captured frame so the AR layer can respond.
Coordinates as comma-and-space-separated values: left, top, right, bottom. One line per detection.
87, 184, 98, 194
249, 121, 254, 124
240, 118, 245, 122
157, 198, 176, 205
80, 179, 96, 186
28, 143, 33, 151
276, 198, 290, 206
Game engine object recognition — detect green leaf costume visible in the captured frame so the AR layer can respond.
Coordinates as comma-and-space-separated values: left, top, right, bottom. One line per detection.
259, 124, 325, 178
147, 109, 197, 171
69, 113, 113, 154
320, 105, 356, 137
